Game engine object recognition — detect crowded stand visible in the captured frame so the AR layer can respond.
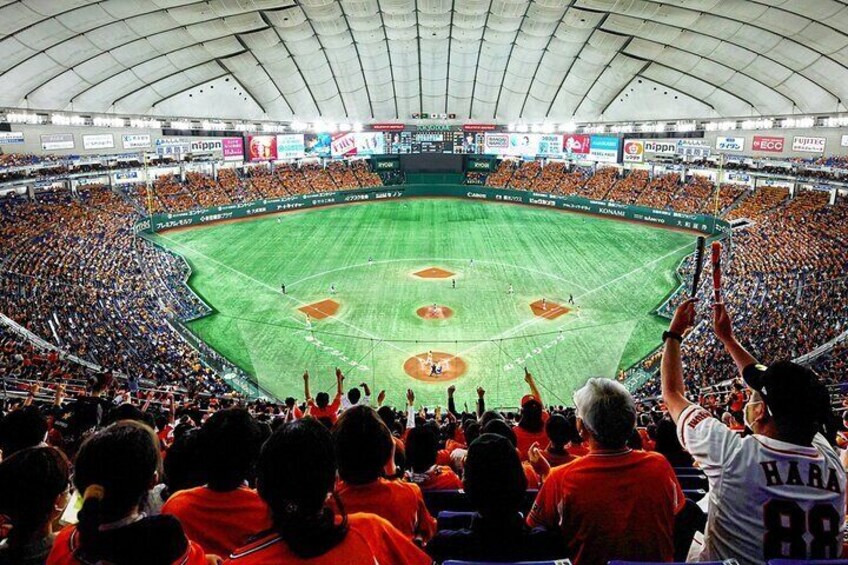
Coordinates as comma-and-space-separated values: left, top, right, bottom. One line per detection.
484, 160, 516, 187
507, 160, 541, 190
302, 162, 337, 192
635, 173, 682, 209
580, 166, 618, 199
605, 169, 648, 204
0, 157, 846, 565
725, 185, 790, 221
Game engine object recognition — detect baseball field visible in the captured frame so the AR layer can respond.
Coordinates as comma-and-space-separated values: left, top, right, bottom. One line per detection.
153, 198, 696, 408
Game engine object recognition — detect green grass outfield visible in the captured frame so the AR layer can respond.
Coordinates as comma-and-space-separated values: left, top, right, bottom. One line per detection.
153, 198, 696, 408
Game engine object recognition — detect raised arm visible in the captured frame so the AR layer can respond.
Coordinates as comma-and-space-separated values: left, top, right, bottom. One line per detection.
406, 389, 416, 429
335, 368, 344, 398
303, 370, 312, 401
447, 385, 458, 416
713, 302, 757, 376
661, 298, 697, 422
476, 387, 485, 419
524, 369, 542, 406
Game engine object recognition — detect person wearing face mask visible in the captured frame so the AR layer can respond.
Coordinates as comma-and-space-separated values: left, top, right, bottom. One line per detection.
662, 299, 846, 565
0, 446, 71, 565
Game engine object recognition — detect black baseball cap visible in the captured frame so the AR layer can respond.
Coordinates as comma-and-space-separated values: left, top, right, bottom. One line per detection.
742, 361, 830, 428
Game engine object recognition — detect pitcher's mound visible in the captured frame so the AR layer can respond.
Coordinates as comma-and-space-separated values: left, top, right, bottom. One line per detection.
413, 267, 455, 279
404, 352, 467, 382
530, 299, 570, 320
298, 299, 340, 320
417, 305, 454, 319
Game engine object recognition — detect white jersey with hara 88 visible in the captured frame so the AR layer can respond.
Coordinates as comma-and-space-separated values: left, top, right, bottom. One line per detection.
677, 404, 846, 565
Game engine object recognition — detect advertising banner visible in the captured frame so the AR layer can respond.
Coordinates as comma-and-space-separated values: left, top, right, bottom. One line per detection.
589, 135, 620, 163
752, 135, 784, 153
0, 132, 24, 145
276, 134, 306, 159
83, 134, 115, 150
562, 134, 591, 155
463, 124, 497, 132
247, 135, 278, 161
41, 133, 75, 151
622, 140, 644, 163
190, 139, 223, 154
792, 136, 826, 153
715, 136, 745, 152
222, 138, 244, 161
643, 139, 679, 155
331, 132, 385, 156
482, 133, 563, 157
842, 134, 848, 147
122, 134, 151, 149
371, 123, 406, 132
305, 133, 332, 157
156, 137, 191, 157
676, 140, 710, 159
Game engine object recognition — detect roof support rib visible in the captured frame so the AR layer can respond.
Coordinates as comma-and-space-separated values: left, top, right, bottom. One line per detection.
492, 1, 534, 120
299, 8, 349, 117
444, 0, 455, 115
467, 0, 495, 119
375, 0, 400, 119
261, 12, 322, 117
338, 2, 375, 119
545, 14, 608, 118
518, 1, 577, 118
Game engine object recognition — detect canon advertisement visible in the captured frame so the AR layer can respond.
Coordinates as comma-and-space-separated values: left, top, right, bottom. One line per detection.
752, 136, 784, 153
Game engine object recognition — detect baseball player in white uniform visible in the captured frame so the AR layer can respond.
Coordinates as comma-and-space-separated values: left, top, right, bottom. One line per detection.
661, 299, 845, 565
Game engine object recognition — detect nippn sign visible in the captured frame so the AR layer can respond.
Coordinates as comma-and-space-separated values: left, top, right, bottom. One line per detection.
643, 140, 678, 155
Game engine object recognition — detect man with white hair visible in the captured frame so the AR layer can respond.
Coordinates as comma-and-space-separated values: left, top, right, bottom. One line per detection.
527, 377, 685, 565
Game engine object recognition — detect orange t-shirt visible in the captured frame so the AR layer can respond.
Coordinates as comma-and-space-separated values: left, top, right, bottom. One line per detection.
514, 425, 548, 460
334, 478, 436, 541
224, 513, 431, 565
406, 465, 463, 491
523, 461, 542, 489
47, 524, 208, 565
307, 394, 342, 424
161, 485, 272, 558
527, 449, 684, 565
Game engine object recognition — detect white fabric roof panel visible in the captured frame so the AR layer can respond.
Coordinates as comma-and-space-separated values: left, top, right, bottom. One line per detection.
2, 0, 847, 121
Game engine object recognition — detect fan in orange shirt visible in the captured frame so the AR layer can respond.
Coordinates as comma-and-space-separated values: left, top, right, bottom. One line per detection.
513, 370, 550, 460
225, 418, 430, 565
304, 369, 343, 425
162, 408, 271, 558
47, 422, 213, 565
403, 426, 463, 490
332, 405, 436, 541
526, 379, 684, 565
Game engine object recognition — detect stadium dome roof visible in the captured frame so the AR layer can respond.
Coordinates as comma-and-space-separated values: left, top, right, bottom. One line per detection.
2, 0, 848, 123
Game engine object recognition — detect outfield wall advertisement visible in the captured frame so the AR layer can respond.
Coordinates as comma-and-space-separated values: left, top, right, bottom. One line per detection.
148, 184, 727, 235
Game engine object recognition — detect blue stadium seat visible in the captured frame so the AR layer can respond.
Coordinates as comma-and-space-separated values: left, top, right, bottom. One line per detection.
424, 489, 538, 516
609, 562, 733, 565
437, 510, 475, 530
442, 559, 571, 565
768, 559, 848, 565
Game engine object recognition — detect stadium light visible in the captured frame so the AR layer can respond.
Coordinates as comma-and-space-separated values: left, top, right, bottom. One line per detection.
352, 122, 363, 132
781, 116, 814, 128
93, 117, 125, 128
51, 113, 70, 125
559, 122, 577, 133
507, 123, 516, 132
675, 121, 696, 133
291, 121, 307, 132
516, 123, 529, 133
7, 112, 40, 124
825, 116, 848, 127
741, 118, 773, 130
339, 122, 352, 132
530, 124, 541, 133
171, 120, 192, 130
541, 123, 555, 134
69, 115, 85, 126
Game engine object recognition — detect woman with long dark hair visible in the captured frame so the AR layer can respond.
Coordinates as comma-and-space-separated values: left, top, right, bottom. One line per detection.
47, 421, 210, 565
0, 446, 70, 565
226, 418, 429, 564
